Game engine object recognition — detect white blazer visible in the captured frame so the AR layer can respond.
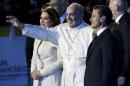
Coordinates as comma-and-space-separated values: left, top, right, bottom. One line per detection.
31, 38, 62, 86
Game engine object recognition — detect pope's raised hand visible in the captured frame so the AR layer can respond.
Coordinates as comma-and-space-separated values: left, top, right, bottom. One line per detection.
6, 16, 23, 29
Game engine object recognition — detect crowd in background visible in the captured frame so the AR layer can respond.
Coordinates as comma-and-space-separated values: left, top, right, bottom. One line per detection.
0, 0, 111, 26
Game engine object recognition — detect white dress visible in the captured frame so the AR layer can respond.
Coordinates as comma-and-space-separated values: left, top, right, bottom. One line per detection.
23, 21, 93, 86
31, 38, 62, 86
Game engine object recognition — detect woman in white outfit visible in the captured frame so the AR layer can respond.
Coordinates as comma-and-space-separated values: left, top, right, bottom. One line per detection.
30, 7, 62, 86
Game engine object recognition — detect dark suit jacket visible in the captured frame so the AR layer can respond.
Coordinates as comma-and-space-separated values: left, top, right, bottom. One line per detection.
84, 29, 118, 86
111, 13, 130, 86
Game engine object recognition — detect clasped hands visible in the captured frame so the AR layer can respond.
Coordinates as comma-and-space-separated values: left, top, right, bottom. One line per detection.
31, 70, 42, 80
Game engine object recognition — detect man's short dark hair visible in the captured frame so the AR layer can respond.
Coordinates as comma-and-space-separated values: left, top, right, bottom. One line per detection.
93, 5, 112, 25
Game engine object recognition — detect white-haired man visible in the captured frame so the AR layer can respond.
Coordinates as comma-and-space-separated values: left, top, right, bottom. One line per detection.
109, 0, 130, 86
50, 0, 68, 23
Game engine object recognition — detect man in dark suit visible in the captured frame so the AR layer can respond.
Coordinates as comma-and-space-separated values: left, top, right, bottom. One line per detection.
84, 5, 118, 86
109, 0, 130, 86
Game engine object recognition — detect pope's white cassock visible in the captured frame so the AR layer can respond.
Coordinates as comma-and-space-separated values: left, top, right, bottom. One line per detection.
22, 21, 93, 86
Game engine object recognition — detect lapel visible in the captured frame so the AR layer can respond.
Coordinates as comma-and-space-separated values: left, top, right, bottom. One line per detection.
118, 13, 128, 24
86, 29, 110, 63
112, 13, 128, 31
111, 21, 119, 31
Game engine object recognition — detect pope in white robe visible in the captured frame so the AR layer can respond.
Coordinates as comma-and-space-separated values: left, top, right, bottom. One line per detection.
7, 3, 93, 86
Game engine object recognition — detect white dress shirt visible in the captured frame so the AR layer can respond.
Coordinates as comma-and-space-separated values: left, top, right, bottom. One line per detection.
115, 13, 125, 24
96, 26, 108, 36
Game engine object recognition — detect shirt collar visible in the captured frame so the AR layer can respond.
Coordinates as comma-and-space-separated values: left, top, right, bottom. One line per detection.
115, 13, 124, 24
96, 26, 108, 36
71, 21, 88, 30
